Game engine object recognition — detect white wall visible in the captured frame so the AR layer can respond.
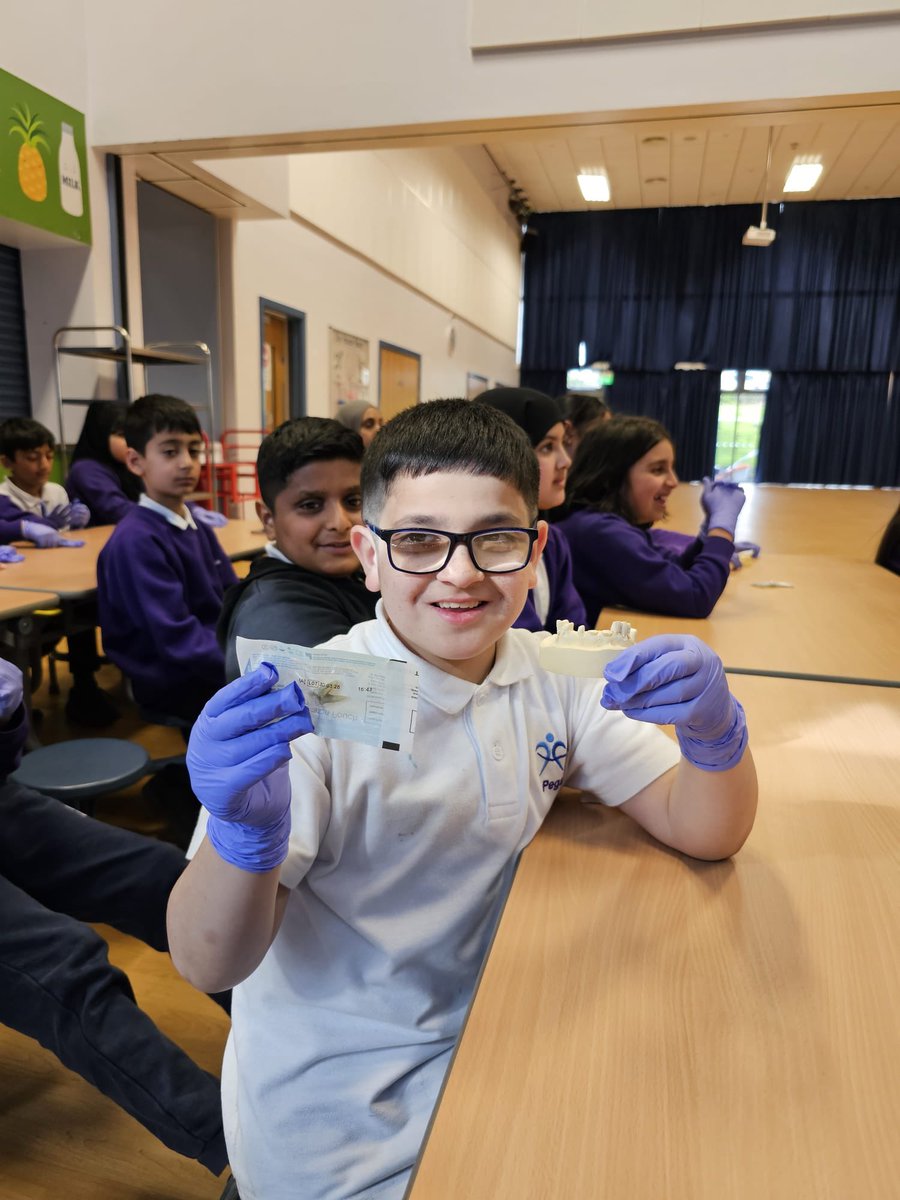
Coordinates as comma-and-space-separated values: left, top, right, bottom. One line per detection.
288, 149, 520, 348
81, 0, 900, 149
227, 216, 517, 429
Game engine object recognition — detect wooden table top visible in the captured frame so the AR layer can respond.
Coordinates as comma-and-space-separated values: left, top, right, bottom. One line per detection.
0, 517, 267, 599
599, 552, 900, 685
0, 587, 61, 619
408, 676, 900, 1200
663, 483, 898, 560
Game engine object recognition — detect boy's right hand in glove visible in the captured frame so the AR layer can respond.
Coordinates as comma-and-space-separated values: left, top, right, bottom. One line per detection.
186, 664, 314, 872
20, 519, 85, 548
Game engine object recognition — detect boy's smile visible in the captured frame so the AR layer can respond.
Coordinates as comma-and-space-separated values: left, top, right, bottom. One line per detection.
352, 471, 547, 684
126, 430, 203, 513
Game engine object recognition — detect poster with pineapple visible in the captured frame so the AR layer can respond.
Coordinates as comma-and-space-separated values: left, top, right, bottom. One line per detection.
1, 68, 91, 244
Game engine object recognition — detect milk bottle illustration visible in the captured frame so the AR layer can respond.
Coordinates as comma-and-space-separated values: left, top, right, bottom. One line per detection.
59, 123, 83, 217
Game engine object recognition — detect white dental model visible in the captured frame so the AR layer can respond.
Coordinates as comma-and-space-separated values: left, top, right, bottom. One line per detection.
539, 619, 637, 677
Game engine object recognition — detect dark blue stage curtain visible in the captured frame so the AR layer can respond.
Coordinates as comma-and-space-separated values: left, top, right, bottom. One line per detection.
758, 373, 900, 486
521, 199, 900, 375
518, 368, 568, 397
608, 370, 720, 482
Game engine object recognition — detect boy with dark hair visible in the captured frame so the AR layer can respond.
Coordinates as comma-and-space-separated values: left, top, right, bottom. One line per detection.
97, 395, 237, 724
218, 417, 377, 680
169, 399, 757, 1200
0, 417, 90, 546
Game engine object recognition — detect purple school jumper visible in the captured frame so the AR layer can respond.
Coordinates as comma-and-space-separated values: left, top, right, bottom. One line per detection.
65, 460, 135, 526
514, 523, 587, 633
97, 505, 237, 719
556, 509, 733, 625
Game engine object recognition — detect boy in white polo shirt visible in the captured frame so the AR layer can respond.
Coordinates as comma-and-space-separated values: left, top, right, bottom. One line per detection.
169, 400, 757, 1200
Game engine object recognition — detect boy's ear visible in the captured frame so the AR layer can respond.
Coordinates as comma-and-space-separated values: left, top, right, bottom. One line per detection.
255, 498, 275, 541
522, 519, 549, 589
350, 524, 380, 592
0, 454, 12, 472
124, 447, 145, 478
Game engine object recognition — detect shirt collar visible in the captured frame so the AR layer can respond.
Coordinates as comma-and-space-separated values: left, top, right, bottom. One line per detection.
264, 542, 293, 564
368, 599, 535, 715
138, 493, 197, 530
3, 478, 45, 511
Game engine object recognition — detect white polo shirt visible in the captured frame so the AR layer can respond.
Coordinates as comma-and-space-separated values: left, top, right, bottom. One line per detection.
223, 602, 680, 1200
0, 477, 69, 519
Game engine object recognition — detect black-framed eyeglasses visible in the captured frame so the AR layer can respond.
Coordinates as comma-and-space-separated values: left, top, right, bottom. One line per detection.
367, 523, 539, 575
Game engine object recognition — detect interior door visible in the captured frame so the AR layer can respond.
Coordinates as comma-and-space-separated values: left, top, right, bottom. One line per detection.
263, 310, 290, 428
379, 343, 420, 421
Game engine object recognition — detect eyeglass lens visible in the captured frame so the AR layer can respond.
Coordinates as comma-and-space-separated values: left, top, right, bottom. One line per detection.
388, 529, 532, 573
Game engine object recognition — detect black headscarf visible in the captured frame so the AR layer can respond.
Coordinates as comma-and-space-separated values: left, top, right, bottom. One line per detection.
473, 387, 562, 448
71, 401, 143, 501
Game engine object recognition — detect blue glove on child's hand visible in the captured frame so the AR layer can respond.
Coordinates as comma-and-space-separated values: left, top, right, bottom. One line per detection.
701, 481, 745, 540
66, 500, 91, 529
730, 540, 761, 569
0, 659, 24, 723
191, 506, 229, 528
187, 664, 315, 872
21, 520, 85, 548
601, 634, 748, 772
0, 546, 24, 563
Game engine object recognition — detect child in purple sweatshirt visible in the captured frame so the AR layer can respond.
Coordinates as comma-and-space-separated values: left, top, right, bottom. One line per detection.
474, 387, 586, 632
97, 396, 237, 724
555, 415, 745, 625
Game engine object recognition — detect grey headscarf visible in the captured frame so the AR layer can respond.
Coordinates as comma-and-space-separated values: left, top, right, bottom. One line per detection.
334, 400, 374, 434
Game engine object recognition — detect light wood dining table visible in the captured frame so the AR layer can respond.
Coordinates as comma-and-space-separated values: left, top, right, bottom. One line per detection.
663, 483, 897, 561
407, 675, 900, 1199
599, 552, 900, 686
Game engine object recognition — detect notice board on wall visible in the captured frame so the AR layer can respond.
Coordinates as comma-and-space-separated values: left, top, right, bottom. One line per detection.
329, 328, 371, 413
0, 68, 91, 244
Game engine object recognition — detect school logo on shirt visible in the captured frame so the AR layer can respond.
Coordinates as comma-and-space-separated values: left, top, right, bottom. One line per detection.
536, 731, 567, 791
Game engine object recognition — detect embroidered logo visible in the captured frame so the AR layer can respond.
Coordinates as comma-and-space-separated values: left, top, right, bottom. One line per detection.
536, 731, 567, 776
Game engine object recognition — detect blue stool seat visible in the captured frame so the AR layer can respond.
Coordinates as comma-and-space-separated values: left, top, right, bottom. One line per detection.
11, 738, 151, 811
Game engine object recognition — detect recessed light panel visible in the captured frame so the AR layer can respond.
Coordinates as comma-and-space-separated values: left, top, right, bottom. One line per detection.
577, 172, 611, 202
784, 159, 823, 193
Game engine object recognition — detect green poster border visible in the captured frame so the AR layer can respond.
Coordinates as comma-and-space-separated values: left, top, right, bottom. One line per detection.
0, 67, 91, 245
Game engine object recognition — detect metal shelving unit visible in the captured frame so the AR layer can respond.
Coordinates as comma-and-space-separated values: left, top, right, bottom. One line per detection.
53, 325, 219, 508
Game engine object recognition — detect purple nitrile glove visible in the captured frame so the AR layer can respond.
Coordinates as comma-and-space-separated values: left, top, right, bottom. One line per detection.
186, 663, 315, 872
191, 505, 229, 528
730, 540, 761, 569
0, 546, 24, 563
699, 476, 744, 537
0, 659, 24, 723
601, 634, 748, 772
702, 482, 745, 540
20, 520, 85, 548
66, 500, 91, 529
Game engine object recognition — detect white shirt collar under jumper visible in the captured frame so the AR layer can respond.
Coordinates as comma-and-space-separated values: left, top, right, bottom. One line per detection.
138, 493, 197, 530
263, 541, 292, 564
218, 598, 680, 1200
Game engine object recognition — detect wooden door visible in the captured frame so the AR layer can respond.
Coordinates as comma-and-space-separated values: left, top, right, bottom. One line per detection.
263, 310, 290, 428
379, 343, 420, 421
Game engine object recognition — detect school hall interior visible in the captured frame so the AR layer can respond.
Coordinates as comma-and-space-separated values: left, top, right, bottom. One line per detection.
1, 2, 899, 1197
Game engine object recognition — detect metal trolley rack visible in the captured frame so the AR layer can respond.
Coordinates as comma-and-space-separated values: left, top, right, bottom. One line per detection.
52, 325, 219, 508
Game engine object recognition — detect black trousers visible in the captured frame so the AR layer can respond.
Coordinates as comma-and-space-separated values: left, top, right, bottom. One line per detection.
0, 778, 227, 1174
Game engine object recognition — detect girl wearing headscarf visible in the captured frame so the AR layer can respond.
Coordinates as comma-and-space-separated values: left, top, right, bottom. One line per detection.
474, 386, 586, 633
334, 400, 383, 448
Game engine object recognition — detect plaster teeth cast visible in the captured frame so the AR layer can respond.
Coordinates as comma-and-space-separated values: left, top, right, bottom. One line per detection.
539, 619, 637, 677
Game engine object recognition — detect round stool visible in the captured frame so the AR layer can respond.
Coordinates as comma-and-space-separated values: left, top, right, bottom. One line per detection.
11, 738, 151, 815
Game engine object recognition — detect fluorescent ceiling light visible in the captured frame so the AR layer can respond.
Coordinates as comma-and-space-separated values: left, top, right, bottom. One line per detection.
784, 159, 823, 193
577, 172, 610, 202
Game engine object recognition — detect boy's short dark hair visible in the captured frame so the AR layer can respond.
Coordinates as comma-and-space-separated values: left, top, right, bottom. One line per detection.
361, 398, 539, 521
124, 394, 202, 455
257, 417, 364, 509
0, 417, 56, 458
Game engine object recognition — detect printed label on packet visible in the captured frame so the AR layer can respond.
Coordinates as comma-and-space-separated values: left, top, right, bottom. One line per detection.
236, 636, 419, 754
